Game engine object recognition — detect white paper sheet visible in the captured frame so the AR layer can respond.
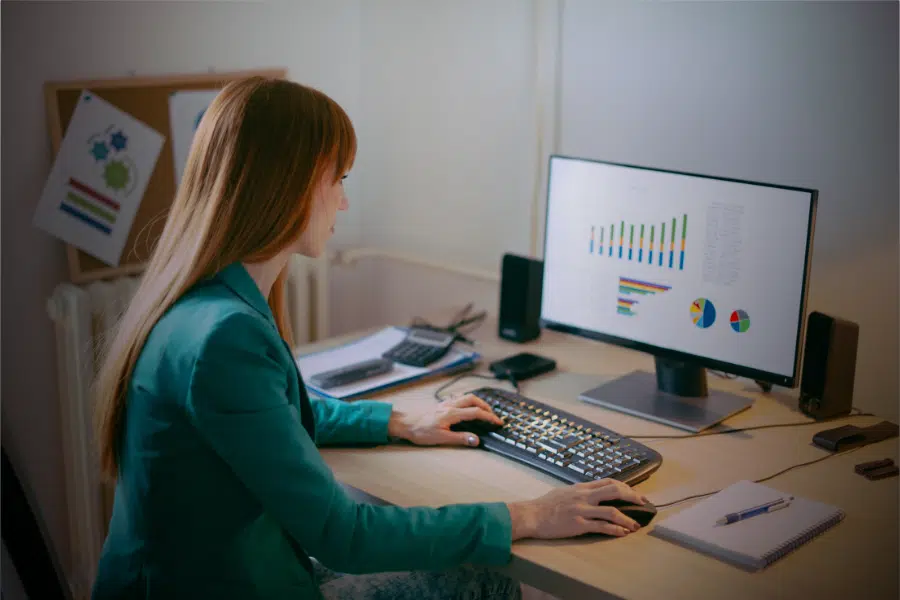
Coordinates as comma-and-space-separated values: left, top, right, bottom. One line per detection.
33, 90, 164, 266
296, 327, 479, 400
168, 89, 219, 187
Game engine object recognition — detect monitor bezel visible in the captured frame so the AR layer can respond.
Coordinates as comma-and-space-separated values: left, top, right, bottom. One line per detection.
539, 154, 818, 388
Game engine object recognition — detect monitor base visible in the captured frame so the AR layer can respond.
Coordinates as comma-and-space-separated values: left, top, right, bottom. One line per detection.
578, 369, 754, 432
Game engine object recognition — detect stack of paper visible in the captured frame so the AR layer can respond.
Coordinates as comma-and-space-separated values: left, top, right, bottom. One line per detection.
296, 327, 480, 400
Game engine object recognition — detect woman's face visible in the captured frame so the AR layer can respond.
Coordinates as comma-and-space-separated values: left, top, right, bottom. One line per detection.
294, 172, 349, 257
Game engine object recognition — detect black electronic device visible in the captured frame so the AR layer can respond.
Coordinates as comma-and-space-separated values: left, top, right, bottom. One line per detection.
383, 327, 456, 367
489, 352, 556, 381
799, 311, 859, 420
461, 386, 663, 486
598, 499, 658, 527
541, 155, 817, 431
498, 253, 543, 343
308, 358, 394, 390
812, 421, 898, 452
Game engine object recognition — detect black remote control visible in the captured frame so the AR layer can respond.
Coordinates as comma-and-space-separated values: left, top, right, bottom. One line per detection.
308, 358, 394, 390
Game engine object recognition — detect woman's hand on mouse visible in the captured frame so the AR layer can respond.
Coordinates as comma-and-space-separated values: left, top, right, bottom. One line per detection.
507, 479, 649, 540
387, 394, 503, 447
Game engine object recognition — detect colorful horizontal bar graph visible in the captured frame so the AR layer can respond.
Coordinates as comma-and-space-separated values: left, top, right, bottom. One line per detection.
617, 276, 671, 317
617, 297, 636, 316
68, 177, 120, 210
619, 277, 672, 295
59, 203, 112, 234
587, 214, 687, 271
59, 177, 121, 236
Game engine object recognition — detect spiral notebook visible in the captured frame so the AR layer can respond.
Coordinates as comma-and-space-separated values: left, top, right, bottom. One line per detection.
651, 480, 844, 571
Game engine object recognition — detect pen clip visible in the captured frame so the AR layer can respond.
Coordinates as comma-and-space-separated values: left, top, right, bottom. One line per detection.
767, 498, 792, 513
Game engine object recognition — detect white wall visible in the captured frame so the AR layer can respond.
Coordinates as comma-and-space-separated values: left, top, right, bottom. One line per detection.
1, 0, 364, 578
357, 0, 538, 269
558, 0, 899, 419
329, 0, 543, 333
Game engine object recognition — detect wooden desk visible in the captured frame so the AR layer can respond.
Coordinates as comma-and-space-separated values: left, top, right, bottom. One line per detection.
302, 321, 898, 600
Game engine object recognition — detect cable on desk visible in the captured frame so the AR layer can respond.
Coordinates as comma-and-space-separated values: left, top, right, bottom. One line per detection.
433, 372, 518, 402
654, 446, 864, 509
411, 302, 487, 345
626, 408, 875, 440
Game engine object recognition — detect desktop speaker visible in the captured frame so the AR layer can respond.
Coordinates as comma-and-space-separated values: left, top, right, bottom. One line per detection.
498, 253, 543, 343
799, 311, 859, 420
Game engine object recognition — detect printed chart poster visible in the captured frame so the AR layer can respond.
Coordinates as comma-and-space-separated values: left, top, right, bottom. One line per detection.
168, 89, 219, 187
33, 90, 165, 266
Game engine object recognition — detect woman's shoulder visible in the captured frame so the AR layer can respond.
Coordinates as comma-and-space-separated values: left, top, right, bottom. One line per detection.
141, 282, 280, 372
129, 281, 284, 409
162, 283, 276, 344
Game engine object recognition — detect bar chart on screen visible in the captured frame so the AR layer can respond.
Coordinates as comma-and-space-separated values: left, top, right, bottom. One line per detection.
617, 276, 672, 317
589, 213, 688, 271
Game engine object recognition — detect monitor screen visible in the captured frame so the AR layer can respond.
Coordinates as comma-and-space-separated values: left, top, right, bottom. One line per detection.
541, 155, 816, 387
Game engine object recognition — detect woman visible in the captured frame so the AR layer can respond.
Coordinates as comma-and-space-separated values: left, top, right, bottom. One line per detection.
91, 77, 647, 600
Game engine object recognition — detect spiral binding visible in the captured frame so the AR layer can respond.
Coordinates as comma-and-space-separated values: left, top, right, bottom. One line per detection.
764, 510, 845, 565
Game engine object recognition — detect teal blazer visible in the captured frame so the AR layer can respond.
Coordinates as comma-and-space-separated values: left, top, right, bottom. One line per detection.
92, 263, 512, 600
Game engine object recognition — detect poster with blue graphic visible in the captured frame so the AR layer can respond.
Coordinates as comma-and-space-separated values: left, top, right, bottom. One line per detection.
168, 89, 219, 187
33, 90, 164, 266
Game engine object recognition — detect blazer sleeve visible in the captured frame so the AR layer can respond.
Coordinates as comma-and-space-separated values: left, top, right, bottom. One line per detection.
309, 396, 393, 446
185, 311, 512, 574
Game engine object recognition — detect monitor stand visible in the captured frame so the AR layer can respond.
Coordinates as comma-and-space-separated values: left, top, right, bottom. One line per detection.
578, 357, 754, 432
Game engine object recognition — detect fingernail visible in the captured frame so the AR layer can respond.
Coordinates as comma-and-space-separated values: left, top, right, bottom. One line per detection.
641, 496, 649, 504
632, 522, 641, 531
468, 435, 478, 446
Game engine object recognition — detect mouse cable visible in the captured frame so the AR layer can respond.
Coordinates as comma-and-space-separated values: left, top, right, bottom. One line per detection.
654, 445, 864, 509
625, 408, 874, 440
433, 372, 519, 403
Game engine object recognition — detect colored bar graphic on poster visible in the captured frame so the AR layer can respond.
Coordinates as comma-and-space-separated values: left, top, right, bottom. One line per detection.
33, 90, 164, 266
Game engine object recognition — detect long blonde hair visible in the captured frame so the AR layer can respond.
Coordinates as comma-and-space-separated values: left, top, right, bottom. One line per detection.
94, 76, 356, 479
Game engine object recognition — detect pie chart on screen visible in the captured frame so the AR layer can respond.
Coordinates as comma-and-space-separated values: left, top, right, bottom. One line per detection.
690, 298, 716, 329
730, 309, 751, 332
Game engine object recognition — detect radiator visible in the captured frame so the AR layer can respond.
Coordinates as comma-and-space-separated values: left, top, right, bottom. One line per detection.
46, 255, 327, 599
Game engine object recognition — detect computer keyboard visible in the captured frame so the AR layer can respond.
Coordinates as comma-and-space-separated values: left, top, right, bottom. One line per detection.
466, 387, 663, 487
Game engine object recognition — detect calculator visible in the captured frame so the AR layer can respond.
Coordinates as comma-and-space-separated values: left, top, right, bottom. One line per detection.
383, 328, 457, 367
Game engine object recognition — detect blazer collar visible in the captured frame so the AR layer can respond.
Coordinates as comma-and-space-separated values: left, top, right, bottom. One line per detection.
215, 262, 276, 326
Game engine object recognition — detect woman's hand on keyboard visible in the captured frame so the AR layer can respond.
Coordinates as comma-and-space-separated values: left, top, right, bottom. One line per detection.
507, 479, 648, 540
386, 393, 504, 447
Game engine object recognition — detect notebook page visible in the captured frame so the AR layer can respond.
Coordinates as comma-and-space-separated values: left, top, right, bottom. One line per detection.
653, 480, 843, 569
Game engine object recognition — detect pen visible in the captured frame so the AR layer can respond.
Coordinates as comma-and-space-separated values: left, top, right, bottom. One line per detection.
716, 496, 794, 526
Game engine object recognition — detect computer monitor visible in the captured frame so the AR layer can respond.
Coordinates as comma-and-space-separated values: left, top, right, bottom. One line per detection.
540, 155, 817, 432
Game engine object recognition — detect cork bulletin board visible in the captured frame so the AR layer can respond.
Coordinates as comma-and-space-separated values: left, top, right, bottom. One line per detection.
44, 68, 286, 283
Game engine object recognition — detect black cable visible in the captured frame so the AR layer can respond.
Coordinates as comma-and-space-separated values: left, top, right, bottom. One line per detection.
626, 408, 875, 440
433, 373, 508, 402
411, 303, 487, 345
654, 446, 864, 509
709, 370, 737, 380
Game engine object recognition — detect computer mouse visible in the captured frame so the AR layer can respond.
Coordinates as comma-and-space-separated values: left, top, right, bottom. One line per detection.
598, 498, 658, 527
449, 418, 504, 437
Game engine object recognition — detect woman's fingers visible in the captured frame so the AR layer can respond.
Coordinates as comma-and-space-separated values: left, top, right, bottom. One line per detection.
449, 406, 503, 425
580, 505, 641, 531
585, 480, 646, 506
447, 393, 495, 414
576, 516, 631, 537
